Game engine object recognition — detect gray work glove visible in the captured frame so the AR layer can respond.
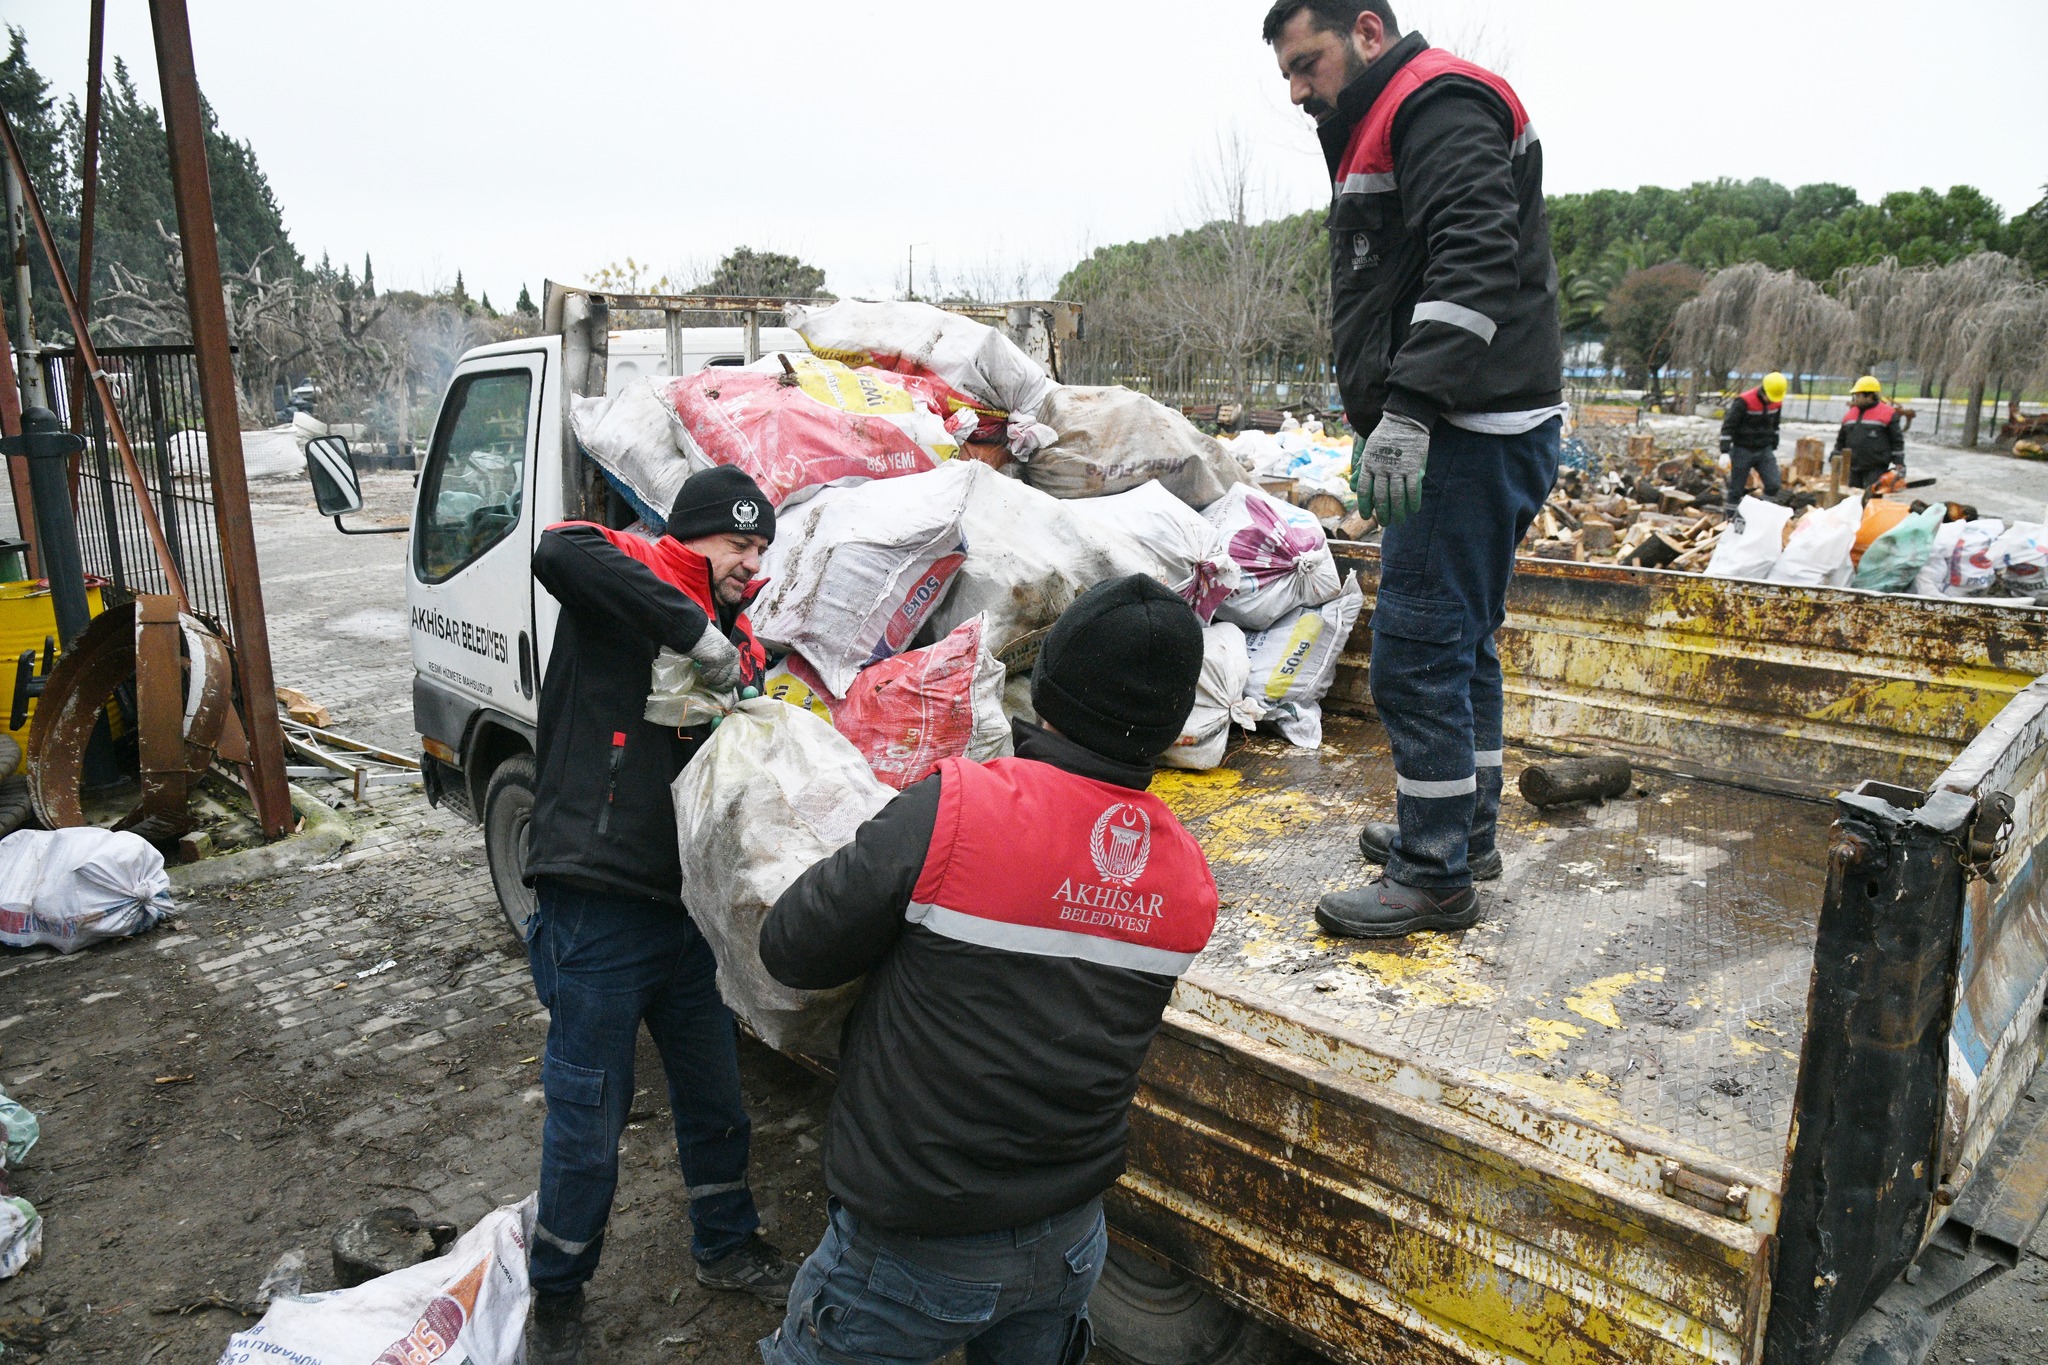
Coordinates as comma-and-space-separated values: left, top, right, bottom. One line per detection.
688, 627, 743, 693
1357, 414, 1433, 526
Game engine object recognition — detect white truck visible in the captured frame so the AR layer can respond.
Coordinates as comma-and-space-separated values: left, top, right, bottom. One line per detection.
307, 286, 2048, 1365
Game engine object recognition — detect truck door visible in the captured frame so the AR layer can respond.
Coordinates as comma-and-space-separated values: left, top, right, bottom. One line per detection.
409, 354, 544, 729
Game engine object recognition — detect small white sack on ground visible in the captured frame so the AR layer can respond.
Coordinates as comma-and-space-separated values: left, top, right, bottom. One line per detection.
0, 1196, 39, 1280
1243, 574, 1366, 750
0, 828, 174, 953
786, 299, 1056, 417
1705, 496, 1795, 581
1065, 481, 1243, 621
214, 1196, 536, 1365
1203, 485, 1343, 630
751, 463, 974, 696
1160, 624, 1266, 771
1768, 496, 1866, 587
673, 700, 894, 1057
1911, 520, 1971, 597
570, 379, 704, 526
1022, 387, 1249, 507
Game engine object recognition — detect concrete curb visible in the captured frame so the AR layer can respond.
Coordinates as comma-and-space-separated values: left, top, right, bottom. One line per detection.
168, 785, 356, 894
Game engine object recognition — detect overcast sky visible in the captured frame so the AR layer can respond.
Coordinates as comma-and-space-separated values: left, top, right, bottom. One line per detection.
8, 1, 2045, 305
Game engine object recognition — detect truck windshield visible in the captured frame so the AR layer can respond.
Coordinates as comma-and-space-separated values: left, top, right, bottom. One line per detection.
415, 370, 532, 583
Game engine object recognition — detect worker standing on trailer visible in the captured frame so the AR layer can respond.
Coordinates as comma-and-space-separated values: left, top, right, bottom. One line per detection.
756, 577, 1215, 1365
1721, 372, 1789, 504
520, 465, 799, 1363
1264, 0, 1564, 939
1837, 375, 1907, 490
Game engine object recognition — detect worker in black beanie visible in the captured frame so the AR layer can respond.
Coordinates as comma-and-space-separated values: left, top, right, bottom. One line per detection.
758, 575, 1219, 1364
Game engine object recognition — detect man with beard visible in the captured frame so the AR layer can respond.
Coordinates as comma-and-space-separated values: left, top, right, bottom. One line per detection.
521, 465, 799, 1362
1265, 0, 1564, 939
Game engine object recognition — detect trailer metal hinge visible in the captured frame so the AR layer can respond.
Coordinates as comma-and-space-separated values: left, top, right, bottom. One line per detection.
1661, 1160, 1751, 1220
1963, 792, 2015, 884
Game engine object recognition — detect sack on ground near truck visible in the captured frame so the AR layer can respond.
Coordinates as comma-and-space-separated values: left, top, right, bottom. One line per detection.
673, 700, 894, 1057
659, 354, 960, 508
0, 828, 174, 954
834, 616, 1011, 790
570, 379, 704, 530
214, 1196, 536, 1365
751, 463, 973, 696
1767, 496, 1865, 587
1066, 481, 1243, 621
1851, 503, 1945, 593
1203, 484, 1343, 630
786, 299, 1057, 420
1022, 386, 1249, 507
0, 1084, 39, 1168
1244, 574, 1365, 750
1161, 623, 1266, 771
1705, 496, 1794, 581
0, 1196, 39, 1280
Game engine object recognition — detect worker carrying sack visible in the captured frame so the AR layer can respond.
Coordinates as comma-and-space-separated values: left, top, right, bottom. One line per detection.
1203, 484, 1343, 630
750, 463, 973, 696
832, 616, 1012, 790
1243, 574, 1366, 749
215, 1197, 537, 1365
1160, 623, 1267, 771
659, 353, 970, 509
1022, 386, 1249, 508
673, 699, 894, 1057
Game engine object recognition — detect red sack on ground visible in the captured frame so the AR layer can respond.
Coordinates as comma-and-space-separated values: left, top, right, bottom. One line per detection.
659, 355, 962, 507
832, 616, 1012, 790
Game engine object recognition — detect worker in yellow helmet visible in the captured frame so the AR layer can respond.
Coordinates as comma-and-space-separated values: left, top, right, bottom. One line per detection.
1837, 376, 1907, 489
1720, 371, 1788, 505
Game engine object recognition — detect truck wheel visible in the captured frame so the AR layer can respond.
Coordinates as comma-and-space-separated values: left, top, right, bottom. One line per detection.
1092, 1245, 1311, 1364
483, 752, 537, 945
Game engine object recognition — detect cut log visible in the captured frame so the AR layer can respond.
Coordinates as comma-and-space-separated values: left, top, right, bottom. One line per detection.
1623, 531, 1685, 569
1519, 756, 1634, 808
1580, 519, 1617, 553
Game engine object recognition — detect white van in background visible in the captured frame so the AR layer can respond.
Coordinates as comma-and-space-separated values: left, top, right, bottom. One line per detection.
604, 325, 809, 386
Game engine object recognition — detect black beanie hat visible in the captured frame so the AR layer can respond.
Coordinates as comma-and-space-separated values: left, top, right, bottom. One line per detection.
665, 465, 776, 544
1033, 575, 1205, 766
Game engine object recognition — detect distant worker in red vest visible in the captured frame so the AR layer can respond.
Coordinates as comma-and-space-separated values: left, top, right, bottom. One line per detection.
1265, 0, 1564, 939
1721, 372, 1789, 505
757, 576, 1214, 1365
1837, 375, 1907, 490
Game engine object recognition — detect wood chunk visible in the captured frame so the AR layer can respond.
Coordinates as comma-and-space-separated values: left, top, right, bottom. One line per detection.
1520, 756, 1634, 808
276, 687, 332, 729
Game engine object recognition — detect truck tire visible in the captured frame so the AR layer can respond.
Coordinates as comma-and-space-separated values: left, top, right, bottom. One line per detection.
483, 752, 537, 946
1092, 1245, 1313, 1364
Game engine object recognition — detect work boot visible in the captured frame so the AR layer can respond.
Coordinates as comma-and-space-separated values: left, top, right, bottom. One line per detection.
696, 1234, 800, 1307
527, 1288, 587, 1365
1357, 822, 1502, 881
1316, 879, 1481, 939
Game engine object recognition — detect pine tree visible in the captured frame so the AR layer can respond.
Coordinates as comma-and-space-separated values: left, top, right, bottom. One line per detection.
452, 270, 470, 308
515, 283, 537, 315
362, 253, 375, 298
480, 290, 495, 316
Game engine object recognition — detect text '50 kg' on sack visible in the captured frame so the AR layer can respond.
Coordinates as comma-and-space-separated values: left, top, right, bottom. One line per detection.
1244, 574, 1366, 750
751, 463, 974, 697
673, 700, 895, 1057
833, 615, 1011, 790
0, 828, 174, 953
659, 354, 965, 509
216, 1197, 536, 1365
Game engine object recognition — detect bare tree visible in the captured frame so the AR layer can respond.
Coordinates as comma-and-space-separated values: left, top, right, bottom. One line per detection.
1673, 263, 1852, 404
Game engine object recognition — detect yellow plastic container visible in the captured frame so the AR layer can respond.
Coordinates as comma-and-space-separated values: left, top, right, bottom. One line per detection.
0, 580, 106, 774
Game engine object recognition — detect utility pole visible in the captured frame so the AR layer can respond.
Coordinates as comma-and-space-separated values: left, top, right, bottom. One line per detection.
907, 243, 916, 302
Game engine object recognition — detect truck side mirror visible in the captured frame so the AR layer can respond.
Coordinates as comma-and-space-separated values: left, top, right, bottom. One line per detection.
305, 435, 366, 517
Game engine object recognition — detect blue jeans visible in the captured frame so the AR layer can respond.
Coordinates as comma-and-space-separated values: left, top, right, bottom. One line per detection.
1371, 418, 1560, 889
760, 1197, 1105, 1365
526, 878, 760, 1294
1727, 446, 1782, 504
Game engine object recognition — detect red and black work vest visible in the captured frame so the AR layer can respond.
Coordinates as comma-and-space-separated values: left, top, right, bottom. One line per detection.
1842, 401, 1898, 429
1334, 49, 1533, 198
909, 757, 1218, 978
564, 522, 769, 684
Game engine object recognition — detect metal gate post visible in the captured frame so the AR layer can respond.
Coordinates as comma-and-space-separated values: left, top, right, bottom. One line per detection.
148, 0, 293, 838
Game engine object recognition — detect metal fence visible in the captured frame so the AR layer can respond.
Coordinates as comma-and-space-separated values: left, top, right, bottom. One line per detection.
36, 344, 236, 640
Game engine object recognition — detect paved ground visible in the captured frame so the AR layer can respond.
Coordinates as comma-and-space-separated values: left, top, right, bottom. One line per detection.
0, 462, 2043, 1365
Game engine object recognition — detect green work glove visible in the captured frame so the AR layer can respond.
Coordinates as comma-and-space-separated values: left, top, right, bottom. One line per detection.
1357, 414, 1433, 526
741, 686, 760, 701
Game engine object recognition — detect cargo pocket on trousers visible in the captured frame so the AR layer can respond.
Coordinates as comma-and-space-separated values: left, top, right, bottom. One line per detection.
1369, 587, 1465, 644
834, 1248, 1000, 1357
